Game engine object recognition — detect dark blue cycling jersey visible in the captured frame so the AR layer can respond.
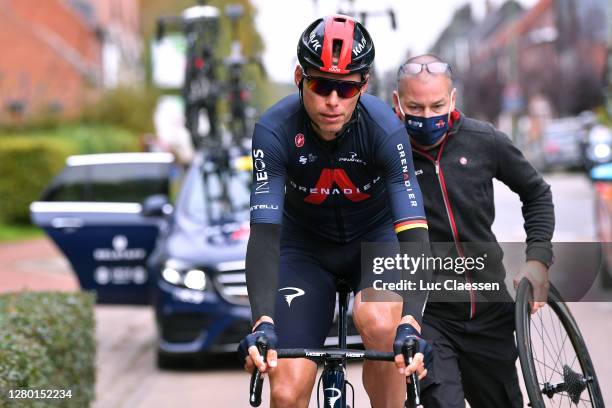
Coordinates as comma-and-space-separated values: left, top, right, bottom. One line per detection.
249, 93, 427, 242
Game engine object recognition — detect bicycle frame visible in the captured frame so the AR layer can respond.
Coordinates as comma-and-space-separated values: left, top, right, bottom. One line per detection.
319, 287, 351, 408
248, 283, 420, 407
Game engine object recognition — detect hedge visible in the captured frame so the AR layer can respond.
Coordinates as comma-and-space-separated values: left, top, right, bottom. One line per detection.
0, 292, 96, 408
0, 138, 74, 224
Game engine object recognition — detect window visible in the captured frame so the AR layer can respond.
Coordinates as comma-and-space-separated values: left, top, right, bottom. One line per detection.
183, 162, 251, 224
41, 162, 171, 203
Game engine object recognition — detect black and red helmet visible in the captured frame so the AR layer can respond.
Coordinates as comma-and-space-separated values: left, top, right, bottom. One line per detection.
297, 14, 375, 75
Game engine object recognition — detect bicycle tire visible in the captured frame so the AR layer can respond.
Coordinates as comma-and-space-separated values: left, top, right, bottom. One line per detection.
515, 279, 604, 407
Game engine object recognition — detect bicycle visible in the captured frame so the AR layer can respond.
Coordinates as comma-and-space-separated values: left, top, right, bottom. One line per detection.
515, 278, 604, 407
247, 283, 422, 408
223, 4, 266, 149
156, 1, 222, 149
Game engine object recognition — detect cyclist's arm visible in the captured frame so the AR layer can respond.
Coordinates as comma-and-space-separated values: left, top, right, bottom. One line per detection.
376, 126, 431, 326
494, 130, 554, 266
246, 123, 287, 325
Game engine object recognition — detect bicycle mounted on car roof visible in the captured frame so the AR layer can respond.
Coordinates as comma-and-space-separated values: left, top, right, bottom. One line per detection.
156, 1, 263, 153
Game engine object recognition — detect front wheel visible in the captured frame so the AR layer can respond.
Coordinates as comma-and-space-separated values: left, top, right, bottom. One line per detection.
515, 279, 604, 407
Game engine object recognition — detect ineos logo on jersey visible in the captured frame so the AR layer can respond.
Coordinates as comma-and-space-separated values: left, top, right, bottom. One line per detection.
397, 144, 419, 207
252, 149, 269, 194
415, 169, 424, 176
325, 387, 342, 407
279, 287, 305, 307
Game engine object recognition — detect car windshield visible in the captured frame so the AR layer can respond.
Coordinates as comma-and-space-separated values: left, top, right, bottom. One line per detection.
183, 157, 251, 224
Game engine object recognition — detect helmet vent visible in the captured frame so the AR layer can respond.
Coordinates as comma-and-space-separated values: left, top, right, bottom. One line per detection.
334, 17, 346, 23
332, 40, 343, 65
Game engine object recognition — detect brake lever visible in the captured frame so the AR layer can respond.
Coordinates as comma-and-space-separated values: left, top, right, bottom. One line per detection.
402, 339, 421, 408
249, 337, 268, 407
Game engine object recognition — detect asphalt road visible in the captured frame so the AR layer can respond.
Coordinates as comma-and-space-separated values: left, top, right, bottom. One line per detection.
1, 171, 610, 407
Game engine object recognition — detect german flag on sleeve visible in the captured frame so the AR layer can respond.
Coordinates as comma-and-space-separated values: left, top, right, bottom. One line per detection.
394, 219, 428, 234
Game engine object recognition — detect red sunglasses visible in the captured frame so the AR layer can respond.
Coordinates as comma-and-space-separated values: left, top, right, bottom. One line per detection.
302, 74, 364, 99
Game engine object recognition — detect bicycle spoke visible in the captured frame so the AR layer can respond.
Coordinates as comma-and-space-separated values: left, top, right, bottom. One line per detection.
533, 357, 564, 378
547, 331, 569, 384
551, 306, 569, 374
545, 317, 568, 383
531, 317, 562, 379
555, 307, 570, 377
531, 309, 569, 384
570, 353, 578, 372
532, 313, 552, 381
548, 306, 562, 364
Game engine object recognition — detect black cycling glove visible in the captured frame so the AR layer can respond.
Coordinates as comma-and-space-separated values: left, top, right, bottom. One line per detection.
237, 322, 278, 363
393, 323, 433, 370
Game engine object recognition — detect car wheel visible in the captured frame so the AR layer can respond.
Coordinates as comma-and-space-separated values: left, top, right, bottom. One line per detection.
156, 349, 184, 370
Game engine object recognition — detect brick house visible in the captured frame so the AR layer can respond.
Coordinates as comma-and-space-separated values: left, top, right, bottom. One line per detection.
0, 0, 141, 121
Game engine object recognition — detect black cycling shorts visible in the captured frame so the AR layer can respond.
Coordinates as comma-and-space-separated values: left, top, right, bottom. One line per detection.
273, 218, 399, 349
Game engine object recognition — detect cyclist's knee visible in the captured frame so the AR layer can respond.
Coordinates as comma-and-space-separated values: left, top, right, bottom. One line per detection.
353, 297, 401, 347
270, 385, 308, 408
269, 359, 316, 408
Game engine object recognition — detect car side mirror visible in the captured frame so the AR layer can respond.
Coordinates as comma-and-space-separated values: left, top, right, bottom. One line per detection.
142, 194, 173, 217
590, 163, 612, 182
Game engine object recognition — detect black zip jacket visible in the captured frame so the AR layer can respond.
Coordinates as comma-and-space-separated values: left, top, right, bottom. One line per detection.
412, 111, 555, 320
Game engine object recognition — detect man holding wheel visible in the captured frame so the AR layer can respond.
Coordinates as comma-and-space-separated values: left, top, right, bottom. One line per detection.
392, 53, 555, 407
239, 15, 432, 407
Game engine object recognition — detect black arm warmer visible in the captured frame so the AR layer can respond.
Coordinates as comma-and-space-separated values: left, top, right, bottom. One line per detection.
397, 227, 431, 324
245, 223, 281, 324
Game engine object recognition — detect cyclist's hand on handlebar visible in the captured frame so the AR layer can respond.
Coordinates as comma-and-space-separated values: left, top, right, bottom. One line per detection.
238, 322, 278, 374
513, 260, 549, 314
393, 323, 432, 380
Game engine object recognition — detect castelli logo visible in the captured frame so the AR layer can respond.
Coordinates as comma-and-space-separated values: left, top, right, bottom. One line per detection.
295, 133, 305, 148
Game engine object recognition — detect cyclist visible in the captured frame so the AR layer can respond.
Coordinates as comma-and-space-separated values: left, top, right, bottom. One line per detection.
392, 54, 555, 407
239, 15, 432, 407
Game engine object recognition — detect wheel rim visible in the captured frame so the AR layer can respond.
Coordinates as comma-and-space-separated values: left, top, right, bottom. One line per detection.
516, 280, 603, 407
529, 304, 594, 406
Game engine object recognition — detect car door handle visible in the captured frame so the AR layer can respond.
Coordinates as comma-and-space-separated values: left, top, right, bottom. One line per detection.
51, 217, 84, 229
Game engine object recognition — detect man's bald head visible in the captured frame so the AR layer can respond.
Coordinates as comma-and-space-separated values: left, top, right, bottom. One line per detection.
396, 54, 453, 94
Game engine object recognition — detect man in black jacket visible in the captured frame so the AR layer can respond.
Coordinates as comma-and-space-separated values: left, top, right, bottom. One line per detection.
392, 54, 555, 407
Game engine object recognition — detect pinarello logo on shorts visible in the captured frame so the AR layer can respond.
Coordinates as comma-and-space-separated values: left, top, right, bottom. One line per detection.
295, 133, 305, 148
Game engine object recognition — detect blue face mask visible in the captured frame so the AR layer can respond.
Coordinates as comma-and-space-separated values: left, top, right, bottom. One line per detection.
404, 113, 449, 146
397, 89, 455, 147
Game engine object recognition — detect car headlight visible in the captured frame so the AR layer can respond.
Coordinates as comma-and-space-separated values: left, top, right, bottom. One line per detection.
162, 259, 208, 291
184, 269, 206, 290
594, 144, 611, 160
162, 267, 182, 285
